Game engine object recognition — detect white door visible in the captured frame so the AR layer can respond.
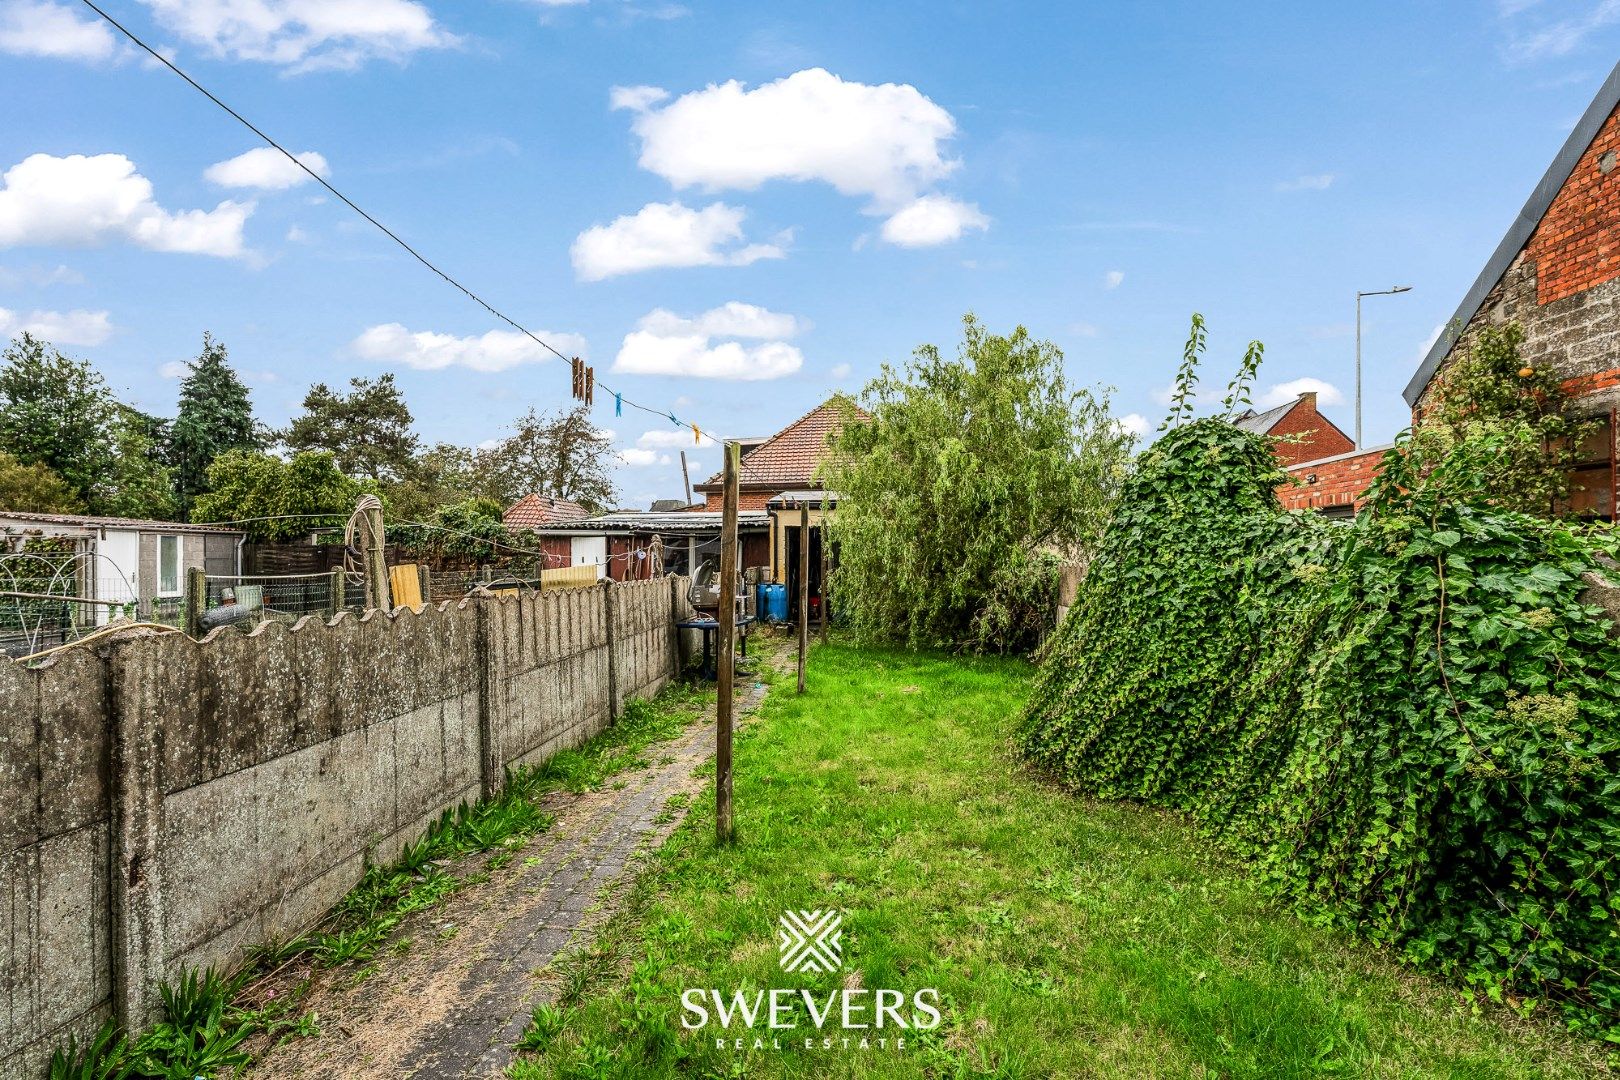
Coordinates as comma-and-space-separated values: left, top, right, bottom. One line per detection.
96, 530, 140, 626
570, 535, 607, 579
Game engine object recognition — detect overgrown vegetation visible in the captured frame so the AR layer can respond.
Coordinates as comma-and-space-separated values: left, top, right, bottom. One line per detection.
1415, 322, 1596, 514
48, 685, 705, 1079
1022, 321, 1620, 1042
822, 314, 1135, 653
509, 642, 1604, 1077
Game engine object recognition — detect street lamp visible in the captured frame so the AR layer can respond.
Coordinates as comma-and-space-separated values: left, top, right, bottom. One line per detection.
1355, 285, 1412, 449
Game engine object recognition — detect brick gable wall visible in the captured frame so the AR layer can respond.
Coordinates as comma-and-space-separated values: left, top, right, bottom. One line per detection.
1529, 103, 1620, 305
1278, 447, 1387, 513
1263, 397, 1355, 467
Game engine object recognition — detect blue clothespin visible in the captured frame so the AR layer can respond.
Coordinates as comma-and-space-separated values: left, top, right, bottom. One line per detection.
669, 412, 680, 426
614, 393, 622, 417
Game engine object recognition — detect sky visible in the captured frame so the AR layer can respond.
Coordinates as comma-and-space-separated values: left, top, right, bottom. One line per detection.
1, 0, 1618, 509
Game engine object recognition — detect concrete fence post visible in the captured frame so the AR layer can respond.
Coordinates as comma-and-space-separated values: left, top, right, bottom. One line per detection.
668, 574, 682, 678
601, 578, 619, 722
106, 639, 166, 1028
184, 566, 207, 637
474, 599, 501, 800
327, 568, 345, 618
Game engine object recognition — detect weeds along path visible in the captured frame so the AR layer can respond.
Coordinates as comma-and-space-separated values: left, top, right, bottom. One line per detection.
242, 639, 784, 1079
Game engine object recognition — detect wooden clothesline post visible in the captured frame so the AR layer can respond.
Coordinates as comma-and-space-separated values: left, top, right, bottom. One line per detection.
716, 440, 738, 845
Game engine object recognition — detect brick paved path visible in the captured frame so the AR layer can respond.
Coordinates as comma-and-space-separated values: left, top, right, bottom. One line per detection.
247, 664, 775, 1079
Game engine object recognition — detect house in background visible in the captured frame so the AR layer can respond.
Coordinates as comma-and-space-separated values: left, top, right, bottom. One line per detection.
692, 397, 867, 613
502, 493, 589, 531
1233, 391, 1354, 467
1401, 59, 1620, 521
0, 511, 244, 625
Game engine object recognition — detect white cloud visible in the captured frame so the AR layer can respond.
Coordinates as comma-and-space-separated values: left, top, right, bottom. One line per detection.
351, 323, 587, 373
614, 303, 805, 381
0, 307, 112, 345
1069, 321, 1100, 338
1276, 173, 1336, 192
1117, 412, 1149, 437
1504, 0, 1620, 60
619, 67, 963, 210
205, 147, 329, 190
880, 194, 988, 247
136, 0, 458, 72
571, 201, 785, 281
1256, 377, 1346, 409
830, 362, 852, 379
0, 1, 118, 61
1104, 269, 1124, 289
618, 447, 671, 466
159, 359, 190, 378
286, 225, 310, 242
638, 428, 718, 448
0, 153, 251, 258
1417, 323, 1445, 360
610, 84, 670, 112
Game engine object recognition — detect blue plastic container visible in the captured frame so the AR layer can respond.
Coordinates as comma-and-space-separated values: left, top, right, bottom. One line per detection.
762, 583, 789, 623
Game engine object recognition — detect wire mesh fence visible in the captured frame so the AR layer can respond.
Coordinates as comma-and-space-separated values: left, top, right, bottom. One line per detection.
199, 572, 363, 632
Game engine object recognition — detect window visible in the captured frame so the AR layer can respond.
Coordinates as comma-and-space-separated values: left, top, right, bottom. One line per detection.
158, 535, 180, 596
1567, 411, 1616, 521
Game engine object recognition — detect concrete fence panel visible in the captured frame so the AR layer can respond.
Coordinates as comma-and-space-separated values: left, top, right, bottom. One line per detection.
0, 578, 691, 1074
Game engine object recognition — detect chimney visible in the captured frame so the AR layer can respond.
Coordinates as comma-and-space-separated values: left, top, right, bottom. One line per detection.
1297, 390, 1317, 410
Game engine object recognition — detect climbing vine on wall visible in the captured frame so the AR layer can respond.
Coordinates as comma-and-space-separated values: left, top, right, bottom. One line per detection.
1022, 328, 1620, 1038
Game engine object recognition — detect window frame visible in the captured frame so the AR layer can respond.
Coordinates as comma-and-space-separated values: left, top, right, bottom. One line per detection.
157, 534, 182, 597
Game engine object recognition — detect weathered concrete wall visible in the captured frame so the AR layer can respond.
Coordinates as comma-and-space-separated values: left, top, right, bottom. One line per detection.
0, 649, 112, 1079
0, 577, 691, 1073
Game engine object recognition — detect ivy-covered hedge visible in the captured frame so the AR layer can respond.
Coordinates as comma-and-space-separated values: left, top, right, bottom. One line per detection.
1021, 418, 1620, 1036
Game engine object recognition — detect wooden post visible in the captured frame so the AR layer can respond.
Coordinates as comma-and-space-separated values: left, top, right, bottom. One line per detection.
184, 566, 207, 638
680, 449, 693, 506
820, 533, 830, 645
361, 499, 391, 612
716, 440, 739, 845
418, 564, 432, 608
327, 568, 345, 617
797, 502, 809, 693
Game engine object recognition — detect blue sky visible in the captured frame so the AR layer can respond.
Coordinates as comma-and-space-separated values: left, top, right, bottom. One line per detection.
1, 1, 1617, 507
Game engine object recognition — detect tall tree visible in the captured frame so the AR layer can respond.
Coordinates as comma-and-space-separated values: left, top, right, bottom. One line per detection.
170, 332, 258, 515
0, 333, 115, 504
97, 405, 178, 520
821, 314, 1136, 652
475, 405, 616, 511
283, 374, 419, 484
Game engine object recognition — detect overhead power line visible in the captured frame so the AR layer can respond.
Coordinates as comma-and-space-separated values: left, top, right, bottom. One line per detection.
76, 0, 762, 470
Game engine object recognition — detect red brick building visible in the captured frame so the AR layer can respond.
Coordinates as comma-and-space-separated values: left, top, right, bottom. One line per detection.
691, 397, 865, 510
1233, 391, 1354, 467
1282, 62, 1620, 519
1402, 60, 1620, 520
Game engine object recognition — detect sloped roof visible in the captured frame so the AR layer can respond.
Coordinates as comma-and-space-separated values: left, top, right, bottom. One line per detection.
1404, 60, 1620, 406
697, 398, 867, 490
1231, 400, 1298, 436
532, 510, 770, 534
0, 510, 242, 535
503, 493, 589, 529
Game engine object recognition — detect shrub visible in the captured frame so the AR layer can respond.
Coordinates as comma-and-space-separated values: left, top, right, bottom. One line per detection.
1021, 416, 1620, 1036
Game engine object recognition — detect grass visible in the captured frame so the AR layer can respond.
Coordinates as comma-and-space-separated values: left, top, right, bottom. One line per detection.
509, 641, 1611, 1079
49, 678, 712, 1080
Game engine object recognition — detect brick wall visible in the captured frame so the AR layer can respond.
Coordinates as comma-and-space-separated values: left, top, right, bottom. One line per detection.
1264, 394, 1355, 466
1278, 446, 1389, 513
1529, 103, 1620, 305
699, 491, 774, 511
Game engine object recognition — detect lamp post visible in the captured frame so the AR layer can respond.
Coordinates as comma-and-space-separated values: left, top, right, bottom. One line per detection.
1355, 285, 1412, 448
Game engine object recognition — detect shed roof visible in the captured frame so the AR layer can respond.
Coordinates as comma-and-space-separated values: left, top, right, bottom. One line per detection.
533, 510, 770, 535
0, 511, 243, 535
1404, 60, 1620, 406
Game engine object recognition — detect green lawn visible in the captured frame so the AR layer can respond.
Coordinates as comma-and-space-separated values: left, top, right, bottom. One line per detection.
510, 642, 1608, 1079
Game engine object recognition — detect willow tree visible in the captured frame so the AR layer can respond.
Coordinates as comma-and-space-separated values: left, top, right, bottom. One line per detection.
821, 314, 1134, 653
